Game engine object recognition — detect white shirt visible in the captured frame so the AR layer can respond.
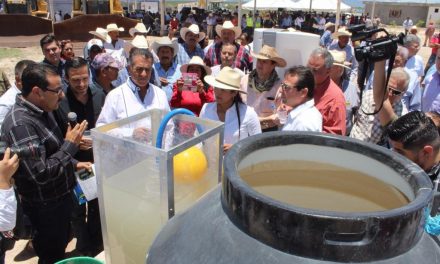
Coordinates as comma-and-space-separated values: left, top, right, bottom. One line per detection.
211, 65, 244, 78
0, 187, 17, 232
0, 84, 20, 129
104, 39, 128, 68
96, 79, 170, 137
405, 55, 424, 78
200, 102, 261, 145
282, 99, 322, 132
403, 19, 413, 30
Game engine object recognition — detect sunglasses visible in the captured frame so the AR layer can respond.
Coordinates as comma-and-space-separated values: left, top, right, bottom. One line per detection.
389, 88, 403, 96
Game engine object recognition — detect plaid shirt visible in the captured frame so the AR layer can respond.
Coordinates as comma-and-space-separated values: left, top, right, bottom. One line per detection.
1, 96, 78, 202
204, 42, 253, 72
176, 43, 205, 66
350, 90, 407, 144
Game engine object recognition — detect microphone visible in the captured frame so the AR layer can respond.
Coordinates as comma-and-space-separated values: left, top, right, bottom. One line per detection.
67, 112, 77, 127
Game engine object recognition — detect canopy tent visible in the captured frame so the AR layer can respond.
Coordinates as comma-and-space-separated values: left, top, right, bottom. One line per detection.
242, 0, 300, 10
295, 0, 351, 12
242, 0, 350, 12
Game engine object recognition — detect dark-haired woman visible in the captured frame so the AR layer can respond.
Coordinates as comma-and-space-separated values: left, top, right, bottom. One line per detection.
201, 67, 261, 153
171, 56, 214, 116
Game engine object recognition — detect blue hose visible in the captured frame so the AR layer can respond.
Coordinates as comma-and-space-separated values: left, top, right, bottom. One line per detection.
155, 108, 202, 149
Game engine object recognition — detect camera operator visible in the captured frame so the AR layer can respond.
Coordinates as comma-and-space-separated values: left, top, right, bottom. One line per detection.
0, 63, 88, 264
0, 148, 19, 263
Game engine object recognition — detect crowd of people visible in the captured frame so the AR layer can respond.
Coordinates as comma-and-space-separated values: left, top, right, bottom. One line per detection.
0, 8, 439, 263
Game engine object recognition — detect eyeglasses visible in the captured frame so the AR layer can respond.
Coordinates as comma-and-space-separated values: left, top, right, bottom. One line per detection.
133, 67, 151, 74
281, 82, 299, 92
43, 87, 63, 95
389, 87, 404, 96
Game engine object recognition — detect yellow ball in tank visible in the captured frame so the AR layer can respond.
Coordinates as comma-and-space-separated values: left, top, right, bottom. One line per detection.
173, 146, 208, 183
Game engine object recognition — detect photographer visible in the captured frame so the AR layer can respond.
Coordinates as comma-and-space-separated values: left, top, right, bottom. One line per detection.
1, 63, 88, 264
0, 148, 19, 263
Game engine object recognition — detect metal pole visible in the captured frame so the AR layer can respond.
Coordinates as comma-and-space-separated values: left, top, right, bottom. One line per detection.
335, 0, 341, 28
160, 0, 165, 36
309, 0, 312, 13
253, 0, 256, 32
238, 0, 242, 29
371, 0, 376, 20
48, 0, 54, 20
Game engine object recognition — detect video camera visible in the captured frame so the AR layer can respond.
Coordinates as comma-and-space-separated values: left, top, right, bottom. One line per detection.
0, 141, 40, 159
347, 24, 405, 62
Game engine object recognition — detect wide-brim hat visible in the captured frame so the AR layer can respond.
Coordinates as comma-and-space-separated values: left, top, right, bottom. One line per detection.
250, 45, 286, 68
325, 22, 335, 30
129, 23, 150, 37
329, 50, 351, 70
215, 21, 242, 40
131, 35, 149, 49
89, 27, 111, 43
180, 56, 212, 75
332, 28, 352, 39
106, 23, 124, 32
180, 24, 206, 42
151, 37, 179, 57
204, 66, 246, 93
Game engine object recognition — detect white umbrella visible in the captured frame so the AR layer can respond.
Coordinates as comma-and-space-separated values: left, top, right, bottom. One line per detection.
242, 0, 300, 10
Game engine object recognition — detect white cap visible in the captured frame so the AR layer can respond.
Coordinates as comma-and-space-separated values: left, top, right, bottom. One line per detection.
87, 39, 104, 50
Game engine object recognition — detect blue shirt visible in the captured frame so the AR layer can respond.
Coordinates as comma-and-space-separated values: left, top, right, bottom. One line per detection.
320, 30, 333, 48
422, 71, 440, 112
153, 62, 181, 102
176, 43, 205, 66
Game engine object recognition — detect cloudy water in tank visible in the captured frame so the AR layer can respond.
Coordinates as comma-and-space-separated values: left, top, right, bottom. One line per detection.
238, 144, 413, 213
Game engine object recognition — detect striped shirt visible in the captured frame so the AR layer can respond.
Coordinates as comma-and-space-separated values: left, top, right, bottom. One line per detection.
204, 42, 253, 72
1, 96, 78, 202
176, 43, 205, 66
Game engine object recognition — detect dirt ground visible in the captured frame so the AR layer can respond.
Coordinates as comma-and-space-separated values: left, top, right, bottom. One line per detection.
0, 25, 434, 263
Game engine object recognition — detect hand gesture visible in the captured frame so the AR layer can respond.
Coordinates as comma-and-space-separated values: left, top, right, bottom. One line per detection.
65, 120, 88, 146
0, 148, 19, 189
196, 79, 205, 94
133, 127, 152, 142
176, 78, 184, 92
159, 77, 169, 87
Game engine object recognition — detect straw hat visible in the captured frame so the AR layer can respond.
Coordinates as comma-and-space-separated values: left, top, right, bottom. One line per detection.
151, 37, 179, 57
89, 27, 111, 43
332, 28, 352, 39
180, 56, 212, 75
131, 35, 149, 49
250, 45, 287, 68
180, 24, 206, 42
215, 21, 242, 40
204, 67, 246, 93
329, 50, 351, 70
129, 23, 150, 37
106, 23, 124, 32
325, 22, 335, 30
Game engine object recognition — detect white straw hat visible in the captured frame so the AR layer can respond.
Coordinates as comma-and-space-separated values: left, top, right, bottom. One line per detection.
131, 35, 149, 49
89, 27, 111, 43
106, 23, 124, 32
329, 50, 351, 70
204, 67, 246, 93
251, 45, 286, 68
151, 37, 179, 57
215, 21, 242, 40
181, 56, 212, 75
129, 23, 150, 37
180, 24, 206, 42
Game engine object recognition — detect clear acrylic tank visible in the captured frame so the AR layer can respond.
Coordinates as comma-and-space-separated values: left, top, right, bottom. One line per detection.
91, 109, 224, 264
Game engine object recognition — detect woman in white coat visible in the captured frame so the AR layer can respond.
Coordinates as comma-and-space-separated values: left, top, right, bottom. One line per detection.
201, 67, 261, 153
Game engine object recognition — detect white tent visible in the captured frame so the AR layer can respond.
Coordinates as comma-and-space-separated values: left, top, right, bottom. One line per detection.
242, 0, 300, 10
242, 0, 350, 12
295, 0, 351, 12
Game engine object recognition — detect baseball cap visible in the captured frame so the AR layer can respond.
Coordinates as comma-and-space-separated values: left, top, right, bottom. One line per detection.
87, 38, 104, 51
91, 53, 121, 70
